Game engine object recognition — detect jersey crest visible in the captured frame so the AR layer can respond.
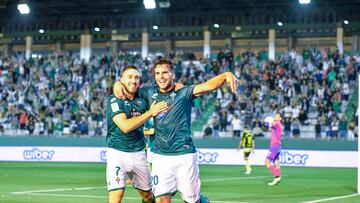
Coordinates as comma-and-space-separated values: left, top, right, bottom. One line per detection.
170, 92, 176, 102
151, 93, 158, 99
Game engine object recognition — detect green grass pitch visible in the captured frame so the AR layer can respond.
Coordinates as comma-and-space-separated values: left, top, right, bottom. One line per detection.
0, 162, 358, 203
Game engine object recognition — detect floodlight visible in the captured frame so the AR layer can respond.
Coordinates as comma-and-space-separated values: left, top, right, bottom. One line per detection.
17, 3, 30, 14
299, 0, 310, 4
144, 0, 156, 9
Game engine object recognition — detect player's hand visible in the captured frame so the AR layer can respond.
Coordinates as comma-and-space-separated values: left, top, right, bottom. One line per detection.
113, 81, 131, 100
224, 72, 237, 94
174, 82, 184, 91
149, 101, 169, 117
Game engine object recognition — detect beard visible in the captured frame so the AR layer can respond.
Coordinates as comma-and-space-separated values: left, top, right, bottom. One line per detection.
124, 84, 139, 94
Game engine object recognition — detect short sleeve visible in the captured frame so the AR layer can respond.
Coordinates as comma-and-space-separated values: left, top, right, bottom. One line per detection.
110, 98, 125, 118
182, 85, 196, 101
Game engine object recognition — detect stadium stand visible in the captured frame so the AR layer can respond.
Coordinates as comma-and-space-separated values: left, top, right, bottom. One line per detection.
0, 47, 358, 140
0, 0, 359, 141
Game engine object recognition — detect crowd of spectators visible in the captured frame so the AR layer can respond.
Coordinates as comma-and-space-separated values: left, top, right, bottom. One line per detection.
0, 47, 359, 140
206, 48, 359, 140
0, 50, 210, 137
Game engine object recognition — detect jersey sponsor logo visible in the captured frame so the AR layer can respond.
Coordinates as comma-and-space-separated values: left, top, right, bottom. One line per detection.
131, 108, 141, 117
23, 148, 55, 161
155, 111, 168, 118
279, 151, 308, 165
197, 150, 218, 164
111, 102, 119, 112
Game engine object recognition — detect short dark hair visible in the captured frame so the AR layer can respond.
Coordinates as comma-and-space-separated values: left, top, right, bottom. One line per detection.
151, 60, 173, 75
121, 65, 139, 76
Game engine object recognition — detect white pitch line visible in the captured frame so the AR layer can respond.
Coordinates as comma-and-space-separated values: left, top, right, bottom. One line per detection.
9, 176, 264, 202
301, 193, 359, 203
202, 175, 275, 182
19, 193, 247, 203
10, 186, 107, 194
11, 175, 271, 194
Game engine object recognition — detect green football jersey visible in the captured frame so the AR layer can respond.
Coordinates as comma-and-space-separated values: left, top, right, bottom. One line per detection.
140, 85, 196, 155
106, 94, 148, 152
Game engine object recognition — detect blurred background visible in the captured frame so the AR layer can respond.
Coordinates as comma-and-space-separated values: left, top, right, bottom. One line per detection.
0, 1, 359, 202
0, 0, 358, 141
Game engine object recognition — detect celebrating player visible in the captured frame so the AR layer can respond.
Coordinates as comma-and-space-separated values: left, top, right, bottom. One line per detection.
106, 65, 168, 203
114, 59, 237, 203
265, 113, 283, 186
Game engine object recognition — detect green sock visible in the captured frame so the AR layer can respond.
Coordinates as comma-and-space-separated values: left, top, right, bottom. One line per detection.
199, 193, 209, 203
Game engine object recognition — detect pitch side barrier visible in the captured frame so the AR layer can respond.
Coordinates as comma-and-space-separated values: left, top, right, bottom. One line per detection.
0, 137, 357, 168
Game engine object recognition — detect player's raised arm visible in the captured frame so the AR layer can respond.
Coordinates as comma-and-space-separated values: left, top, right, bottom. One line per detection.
192, 72, 237, 97
113, 101, 168, 133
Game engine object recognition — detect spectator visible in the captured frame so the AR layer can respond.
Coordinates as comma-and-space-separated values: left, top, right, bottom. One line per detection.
338, 115, 348, 139
331, 116, 339, 139
292, 119, 301, 138
283, 117, 292, 138
79, 119, 89, 135
252, 122, 264, 137
315, 119, 322, 139
18, 110, 27, 130
53, 114, 64, 137
298, 109, 308, 125
211, 114, 220, 139
219, 111, 228, 132
203, 125, 213, 137
348, 121, 355, 141
231, 114, 241, 138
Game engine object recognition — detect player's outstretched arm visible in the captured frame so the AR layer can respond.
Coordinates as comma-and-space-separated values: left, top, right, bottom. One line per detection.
193, 72, 237, 97
113, 101, 168, 133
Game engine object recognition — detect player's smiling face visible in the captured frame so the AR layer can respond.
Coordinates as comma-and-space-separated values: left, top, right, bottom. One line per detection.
154, 64, 175, 93
121, 68, 140, 94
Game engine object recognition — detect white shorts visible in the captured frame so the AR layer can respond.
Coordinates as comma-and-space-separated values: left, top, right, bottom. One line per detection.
146, 148, 154, 164
106, 148, 151, 192
151, 153, 201, 203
